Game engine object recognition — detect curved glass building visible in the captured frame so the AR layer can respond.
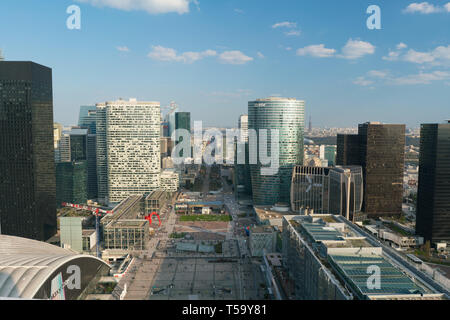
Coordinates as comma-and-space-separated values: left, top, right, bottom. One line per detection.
248, 97, 305, 205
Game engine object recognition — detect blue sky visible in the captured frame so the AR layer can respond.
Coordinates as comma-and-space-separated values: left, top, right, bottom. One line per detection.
0, 0, 449, 128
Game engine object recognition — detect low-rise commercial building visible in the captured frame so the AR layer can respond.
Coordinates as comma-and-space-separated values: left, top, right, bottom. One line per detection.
102, 195, 149, 252
145, 190, 169, 214
249, 226, 277, 257
103, 220, 149, 251
282, 215, 443, 300
175, 201, 225, 215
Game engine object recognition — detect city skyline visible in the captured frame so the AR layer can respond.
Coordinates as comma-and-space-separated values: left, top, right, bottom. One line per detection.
1, 1, 450, 304
1, 0, 449, 128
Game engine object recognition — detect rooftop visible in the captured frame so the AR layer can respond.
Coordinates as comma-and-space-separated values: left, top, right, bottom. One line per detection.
105, 220, 148, 229
301, 223, 345, 242
329, 254, 427, 298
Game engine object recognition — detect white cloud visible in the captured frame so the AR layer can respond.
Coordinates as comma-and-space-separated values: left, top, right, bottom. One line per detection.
403, 2, 450, 14
403, 2, 442, 14
218, 51, 253, 65
257, 52, 265, 59
148, 46, 217, 63
367, 70, 389, 78
385, 45, 450, 66
76, 0, 194, 14
272, 21, 301, 37
296, 44, 336, 58
390, 71, 450, 85
397, 43, 408, 50
383, 43, 409, 61
272, 22, 297, 29
117, 46, 130, 52
354, 77, 374, 86
285, 30, 301, 37
338, 39, 375, 60
234, 8, 244, 14
355, 69, 450, 87
354, 70, 388, 87
403, 49, 435, 64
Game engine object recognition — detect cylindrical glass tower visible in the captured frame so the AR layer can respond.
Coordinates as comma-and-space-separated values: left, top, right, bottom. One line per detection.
248, 97, 305, 205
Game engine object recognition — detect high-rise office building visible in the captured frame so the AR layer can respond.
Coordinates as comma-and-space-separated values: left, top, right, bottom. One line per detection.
290, 165, 363, 220
97, 99, 161, 204
336, 134, 360, 166
416, 121, 450, 244
56, 161, 88, 206
291, 166, 330, 214
175, 112, 191, 157
78, 106, 97, 134
55, 129, 90, 205
248, 97, 305, 205
320, 145, 336, 166
239, 114, 249, 143
53, 123, 64, 162
96, 104, 108, 203
0, 61, 56, 241
87, 134, 98, 199
329, 166, 364, 221
165, 101, 178, 139
336, 122, 405, 216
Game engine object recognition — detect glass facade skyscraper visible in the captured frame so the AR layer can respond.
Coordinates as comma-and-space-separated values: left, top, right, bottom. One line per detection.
56, 161, 88, 206
78, 106, 97, 134
291, 166, 330, 214
0, 61, 56, 241
416, 122, 450, 244
175, 112, 191, 157
248, 97, 305, 205
336, 122, 405, 217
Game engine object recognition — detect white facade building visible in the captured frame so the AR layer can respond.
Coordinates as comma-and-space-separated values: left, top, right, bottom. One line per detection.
97, 99, 161, 204
160, 169, 179, 193
238, 114, 249, 143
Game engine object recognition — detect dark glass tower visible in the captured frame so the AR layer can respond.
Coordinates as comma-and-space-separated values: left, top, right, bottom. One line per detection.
0, 61, 56, 241
56, 161, 88, 206
55, 129, 90, 205
336, 122, 405, 216
336, 134, 360, 166
175, 112, 191, 157
416, 122, 450, 244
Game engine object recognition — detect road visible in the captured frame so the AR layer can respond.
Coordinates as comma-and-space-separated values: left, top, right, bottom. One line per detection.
336, 215, 450, 297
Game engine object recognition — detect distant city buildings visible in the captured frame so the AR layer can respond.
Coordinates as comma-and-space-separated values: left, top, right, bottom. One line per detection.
78, 106, 97, 134
96, 99, 161, 205
0, 61, 56, 241
54, 128, 99, 205
282, 214, 442, 300
320, 145, 336, 166
175, 111, 191, 158
337, 122, 405, 217
248, 97, 305, 206
238, 114, 249, 143
416, 121, 450, 245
